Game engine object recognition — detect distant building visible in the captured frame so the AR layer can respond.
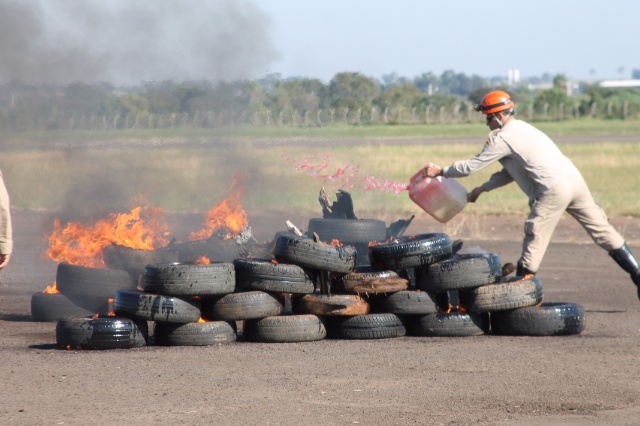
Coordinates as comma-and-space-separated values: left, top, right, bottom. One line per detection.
599, 79, 640, 88
508, 68, 520, 85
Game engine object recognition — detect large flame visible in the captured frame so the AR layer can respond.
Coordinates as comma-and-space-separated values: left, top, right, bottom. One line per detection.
189, 177, 248, 241
46, 205, 170, 268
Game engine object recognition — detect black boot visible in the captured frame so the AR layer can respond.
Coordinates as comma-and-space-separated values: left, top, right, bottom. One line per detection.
609, 243, 640, 288
516, 261, 536, 277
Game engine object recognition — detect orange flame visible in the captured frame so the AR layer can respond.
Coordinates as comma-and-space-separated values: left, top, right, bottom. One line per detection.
194, 256, 211, 265
330, 239, 343, 247
198, 317, 206, 323
189, 176, 248, 241
46, 205, 169, 268
107, 298, 115, 316
43, 281, 59, 294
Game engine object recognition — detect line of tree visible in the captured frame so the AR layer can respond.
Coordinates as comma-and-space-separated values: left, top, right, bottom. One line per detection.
1, 70, 639, 131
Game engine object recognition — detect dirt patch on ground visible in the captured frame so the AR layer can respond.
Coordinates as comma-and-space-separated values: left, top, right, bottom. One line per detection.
1, 211, 640, 426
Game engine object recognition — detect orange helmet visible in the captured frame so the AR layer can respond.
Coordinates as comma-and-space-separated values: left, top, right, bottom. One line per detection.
474, 90, 515, 115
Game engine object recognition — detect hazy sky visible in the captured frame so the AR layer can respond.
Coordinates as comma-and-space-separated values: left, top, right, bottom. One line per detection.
263, 0, 639, 82
0, 0, 637, 85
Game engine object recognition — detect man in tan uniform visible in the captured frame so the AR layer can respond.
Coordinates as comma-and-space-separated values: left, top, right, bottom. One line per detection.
0, 169, 12, 270
424, 90, 640, 297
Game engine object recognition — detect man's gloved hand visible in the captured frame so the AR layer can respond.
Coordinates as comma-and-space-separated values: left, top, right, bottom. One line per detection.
422, 164, 442, 178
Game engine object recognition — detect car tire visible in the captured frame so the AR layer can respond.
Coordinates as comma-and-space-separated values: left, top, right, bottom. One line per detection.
56, 315, 148, 350
491, 302, 585, 336
368, 233, 452, 270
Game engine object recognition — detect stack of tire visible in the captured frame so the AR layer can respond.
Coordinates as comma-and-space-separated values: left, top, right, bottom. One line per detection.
363, 233, 468, 337
306, 218, 388, 266
32, 262, 137, 322
51, 263, 148, 350
272, 233, 405, 340
230, 257, 327, 343
52, 232, 586, 349
109, 262, 238, 348
307, 232, 585, 338
406, 239, 585, 337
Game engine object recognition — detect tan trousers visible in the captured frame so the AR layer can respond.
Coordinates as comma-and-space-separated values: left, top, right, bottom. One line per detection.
520, 174, 625, 272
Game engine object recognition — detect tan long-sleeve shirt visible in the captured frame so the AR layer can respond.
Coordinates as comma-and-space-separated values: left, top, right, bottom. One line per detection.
0, 170, 12, 254
442, 118, 583, 204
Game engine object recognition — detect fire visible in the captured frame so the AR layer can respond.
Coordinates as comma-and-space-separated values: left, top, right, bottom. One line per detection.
197, 317, 206, 323
194, 256, 211, 264
330, 239, 343, 247
43, 281, 59, 294
46, 205, 169, 268
271, 259, 278, 264
189, 176, 248, 241
107, 298, 115, 316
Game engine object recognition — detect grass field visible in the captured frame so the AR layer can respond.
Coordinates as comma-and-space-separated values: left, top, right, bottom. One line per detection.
1, 119, 639, 221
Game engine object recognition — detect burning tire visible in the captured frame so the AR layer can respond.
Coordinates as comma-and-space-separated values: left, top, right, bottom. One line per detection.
458, 276, 543, 313
154, 321, 237, 346
243, 314, 327, 343
234, 258, 317, 294
416, 253, 502, 292
142, 262, 235, 297
368, 233, 452, 270
372, 290, 446, 315
292, 294, 370, 316
56, 315, 148, 350
491, 302, 586, 336
274, 234, 357, 273
30, 292, 97, 322
56, 263, 136, 311
341, 268, 409, 295
406, 312, 489, 337
323, 313, 406, 340
307, 218, 387, 243
113, 289, 201, 323
103, 244, 179, 280
201, 291, 284, 321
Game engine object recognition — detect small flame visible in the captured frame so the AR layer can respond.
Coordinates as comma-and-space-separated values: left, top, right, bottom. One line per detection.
43, 281, 59, 294
330, 239, 343, 247
197, 317, 206, 323
92, 313, 99, 318
194, 256, 211, 265
271, 259, 278, 264
107, 298, 115, 316
457, 305, 467, 313
189, 176, 248, 241
444, 303, 453, 314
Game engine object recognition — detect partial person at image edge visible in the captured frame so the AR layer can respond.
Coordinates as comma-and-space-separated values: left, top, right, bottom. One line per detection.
422, 90, 640, 298
0, 169, 12, 269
